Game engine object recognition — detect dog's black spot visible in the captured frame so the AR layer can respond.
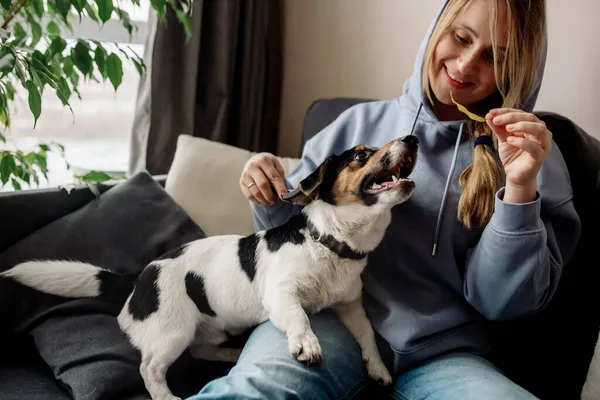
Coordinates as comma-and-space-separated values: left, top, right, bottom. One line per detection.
238, 234, 259, 281
156, 243, 188, 260
128, 263, 160, 321
185, 272, 216, 316
264, 215, 306, 252
97, 270, 138, 305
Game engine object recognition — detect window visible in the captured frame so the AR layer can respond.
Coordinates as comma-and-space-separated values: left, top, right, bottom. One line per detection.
3, 1, 150, 190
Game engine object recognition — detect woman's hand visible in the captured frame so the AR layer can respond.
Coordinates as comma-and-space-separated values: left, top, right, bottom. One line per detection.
240, 152, 288, 205
486, 108, 552, 203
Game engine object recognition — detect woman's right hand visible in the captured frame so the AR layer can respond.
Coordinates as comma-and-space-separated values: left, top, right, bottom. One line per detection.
240, 153, 288, 205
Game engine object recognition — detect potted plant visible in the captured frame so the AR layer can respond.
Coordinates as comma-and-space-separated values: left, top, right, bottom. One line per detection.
0, 0, 192, 192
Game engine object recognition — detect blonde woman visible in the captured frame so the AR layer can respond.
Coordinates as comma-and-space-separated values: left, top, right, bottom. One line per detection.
189, 0, 581, 399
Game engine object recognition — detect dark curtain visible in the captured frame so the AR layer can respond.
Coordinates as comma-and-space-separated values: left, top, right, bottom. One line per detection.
129, 0, 283, 176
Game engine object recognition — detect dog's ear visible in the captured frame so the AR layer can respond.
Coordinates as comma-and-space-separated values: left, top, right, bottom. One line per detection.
281, 158, 331, 205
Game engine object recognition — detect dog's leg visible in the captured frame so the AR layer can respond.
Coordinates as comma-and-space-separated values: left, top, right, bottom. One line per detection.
265, 291, 323, 364
190, 344, 242, 363
140, 335, 191, 400
333, 299, 393, 385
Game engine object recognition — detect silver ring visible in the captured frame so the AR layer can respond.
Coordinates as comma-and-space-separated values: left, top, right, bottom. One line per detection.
246, 182, 256, 189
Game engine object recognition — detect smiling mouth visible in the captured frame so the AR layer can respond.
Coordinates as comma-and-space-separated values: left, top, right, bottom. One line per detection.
363, 157, 414, 195
444, 66, 473, 88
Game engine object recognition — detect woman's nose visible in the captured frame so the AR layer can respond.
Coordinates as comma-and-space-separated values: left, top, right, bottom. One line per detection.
457, 50, 478, 75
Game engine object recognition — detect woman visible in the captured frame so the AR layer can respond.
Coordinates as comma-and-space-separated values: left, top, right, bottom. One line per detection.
188, 0, 581, 399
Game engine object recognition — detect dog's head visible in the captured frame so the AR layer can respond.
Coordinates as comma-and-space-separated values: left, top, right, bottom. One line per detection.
282, 135, 418, 207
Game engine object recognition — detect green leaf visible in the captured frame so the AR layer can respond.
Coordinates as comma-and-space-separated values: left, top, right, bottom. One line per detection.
94, 44, 107, 78
63, 56, 74, 76
150, 0, 167, 17
72, 0, 86, 14
47, 21, 61, 36
31, 0, 45, 18
55, 0, 71, 20
56, 77, 71, 105
15, 60, 28, 87
0, 153, 16, 184
13, 23, 27, 44
49, 37, 67, 56
95, 0, 114, 23
174, 9, 193, 41
0, 0, 11, 10
71, 42, 93, 77
25, 80, 42, 128
106, 53, 122, 91
11, 177, 21, 190
132, 58, 144, 76
0, 50, 15, 77
81, 170, 112, 183
30, 19, 43, 46
0, 107, 8, 127
0, 134, 5, 142
4, 81, 15, 100
116, 8, 134, 35
84, 3, 100, 21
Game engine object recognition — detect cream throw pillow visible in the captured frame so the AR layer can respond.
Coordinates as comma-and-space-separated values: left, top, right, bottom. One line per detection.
165, 134, 301, 237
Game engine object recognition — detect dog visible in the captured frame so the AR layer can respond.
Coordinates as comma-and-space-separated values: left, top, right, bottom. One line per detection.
1, 135, 418, 400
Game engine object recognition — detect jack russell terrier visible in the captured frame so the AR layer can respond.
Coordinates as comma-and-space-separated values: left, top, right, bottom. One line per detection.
1, 135, 419, 400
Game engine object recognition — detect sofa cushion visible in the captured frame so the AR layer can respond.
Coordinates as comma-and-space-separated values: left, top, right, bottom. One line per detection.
165, 134, 301, 236
0, 171, 208, 400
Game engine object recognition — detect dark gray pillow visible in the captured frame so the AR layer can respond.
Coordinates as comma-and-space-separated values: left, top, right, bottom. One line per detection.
0, 171, 207, 400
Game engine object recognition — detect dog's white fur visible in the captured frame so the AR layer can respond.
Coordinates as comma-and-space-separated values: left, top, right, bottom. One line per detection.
1, 139, 417, 400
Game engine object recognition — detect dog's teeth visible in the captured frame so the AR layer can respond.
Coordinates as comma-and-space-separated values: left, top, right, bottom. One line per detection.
392, 175, 399, 183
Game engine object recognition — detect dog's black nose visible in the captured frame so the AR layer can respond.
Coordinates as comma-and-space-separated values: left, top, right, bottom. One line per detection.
401, 135, 419, 148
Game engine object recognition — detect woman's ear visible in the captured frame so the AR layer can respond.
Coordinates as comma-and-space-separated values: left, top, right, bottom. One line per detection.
280, 158, 331, 205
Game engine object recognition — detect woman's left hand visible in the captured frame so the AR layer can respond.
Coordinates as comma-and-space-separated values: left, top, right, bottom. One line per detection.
486, 108, 552, 202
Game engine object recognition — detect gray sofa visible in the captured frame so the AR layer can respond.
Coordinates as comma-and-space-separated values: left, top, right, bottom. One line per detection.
1, 98, 599, 399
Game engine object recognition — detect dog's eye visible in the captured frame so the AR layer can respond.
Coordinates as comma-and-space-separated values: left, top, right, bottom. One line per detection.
354, 151, 369, 162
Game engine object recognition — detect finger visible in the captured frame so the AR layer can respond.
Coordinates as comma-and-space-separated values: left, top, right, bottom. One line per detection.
240, 171, 270, 204
486, 108, 527, 119
486, 118, 511, 142
252, 169, 277, 204
491, 111, 539, 127
506, 136, 545, 159
261, 161, 288, 198
250, 187, 269, 205
505, 122, 549, 147
241, 182, 266, 205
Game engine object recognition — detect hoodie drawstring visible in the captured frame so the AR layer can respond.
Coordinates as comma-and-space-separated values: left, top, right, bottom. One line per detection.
406, 103, 464, 256
432, 122, 464, 256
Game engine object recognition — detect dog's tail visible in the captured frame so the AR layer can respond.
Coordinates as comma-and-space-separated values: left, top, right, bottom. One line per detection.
0, 260, 138, 304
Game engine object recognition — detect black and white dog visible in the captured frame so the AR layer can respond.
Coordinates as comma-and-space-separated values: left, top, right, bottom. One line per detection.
1, 135, 418, 400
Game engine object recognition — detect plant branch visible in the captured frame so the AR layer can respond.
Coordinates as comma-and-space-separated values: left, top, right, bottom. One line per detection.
1, 0, 30, 30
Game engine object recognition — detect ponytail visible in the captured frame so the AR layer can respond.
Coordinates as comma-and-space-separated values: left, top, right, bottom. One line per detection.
457, 121, 503, 229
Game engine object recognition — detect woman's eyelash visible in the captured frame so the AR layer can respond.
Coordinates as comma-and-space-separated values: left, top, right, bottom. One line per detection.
455, 33, 469, 46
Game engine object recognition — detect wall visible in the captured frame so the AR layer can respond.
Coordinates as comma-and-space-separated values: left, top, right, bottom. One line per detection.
278, 0, 600, 157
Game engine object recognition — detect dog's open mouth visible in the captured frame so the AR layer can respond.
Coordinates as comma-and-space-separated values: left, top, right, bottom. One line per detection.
363, 157, 414, 195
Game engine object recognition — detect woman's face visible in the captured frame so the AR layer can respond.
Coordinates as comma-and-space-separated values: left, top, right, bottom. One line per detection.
430, 0, 508, 119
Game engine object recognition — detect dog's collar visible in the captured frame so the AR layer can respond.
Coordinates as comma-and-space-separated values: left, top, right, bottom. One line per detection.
306, 220, 367, 260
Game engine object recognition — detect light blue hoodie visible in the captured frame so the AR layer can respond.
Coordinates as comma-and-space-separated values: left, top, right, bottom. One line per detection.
251, 1, 581, 373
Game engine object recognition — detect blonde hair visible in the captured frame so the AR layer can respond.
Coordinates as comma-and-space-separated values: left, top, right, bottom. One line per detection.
422, 0, 546, 228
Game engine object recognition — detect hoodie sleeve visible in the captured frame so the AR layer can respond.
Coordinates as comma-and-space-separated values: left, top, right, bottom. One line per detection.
463, 148, 582, 321
250, 105, 366, 232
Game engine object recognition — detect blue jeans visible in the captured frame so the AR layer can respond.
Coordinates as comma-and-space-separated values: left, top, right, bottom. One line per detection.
186, 312, 538, 400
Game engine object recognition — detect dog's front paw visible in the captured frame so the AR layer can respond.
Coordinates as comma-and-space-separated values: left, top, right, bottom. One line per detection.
365, 358, 392, 386
288, 332, 322, 364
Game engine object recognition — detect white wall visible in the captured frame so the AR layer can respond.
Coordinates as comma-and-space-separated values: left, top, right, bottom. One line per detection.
278, 0, 600, 157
